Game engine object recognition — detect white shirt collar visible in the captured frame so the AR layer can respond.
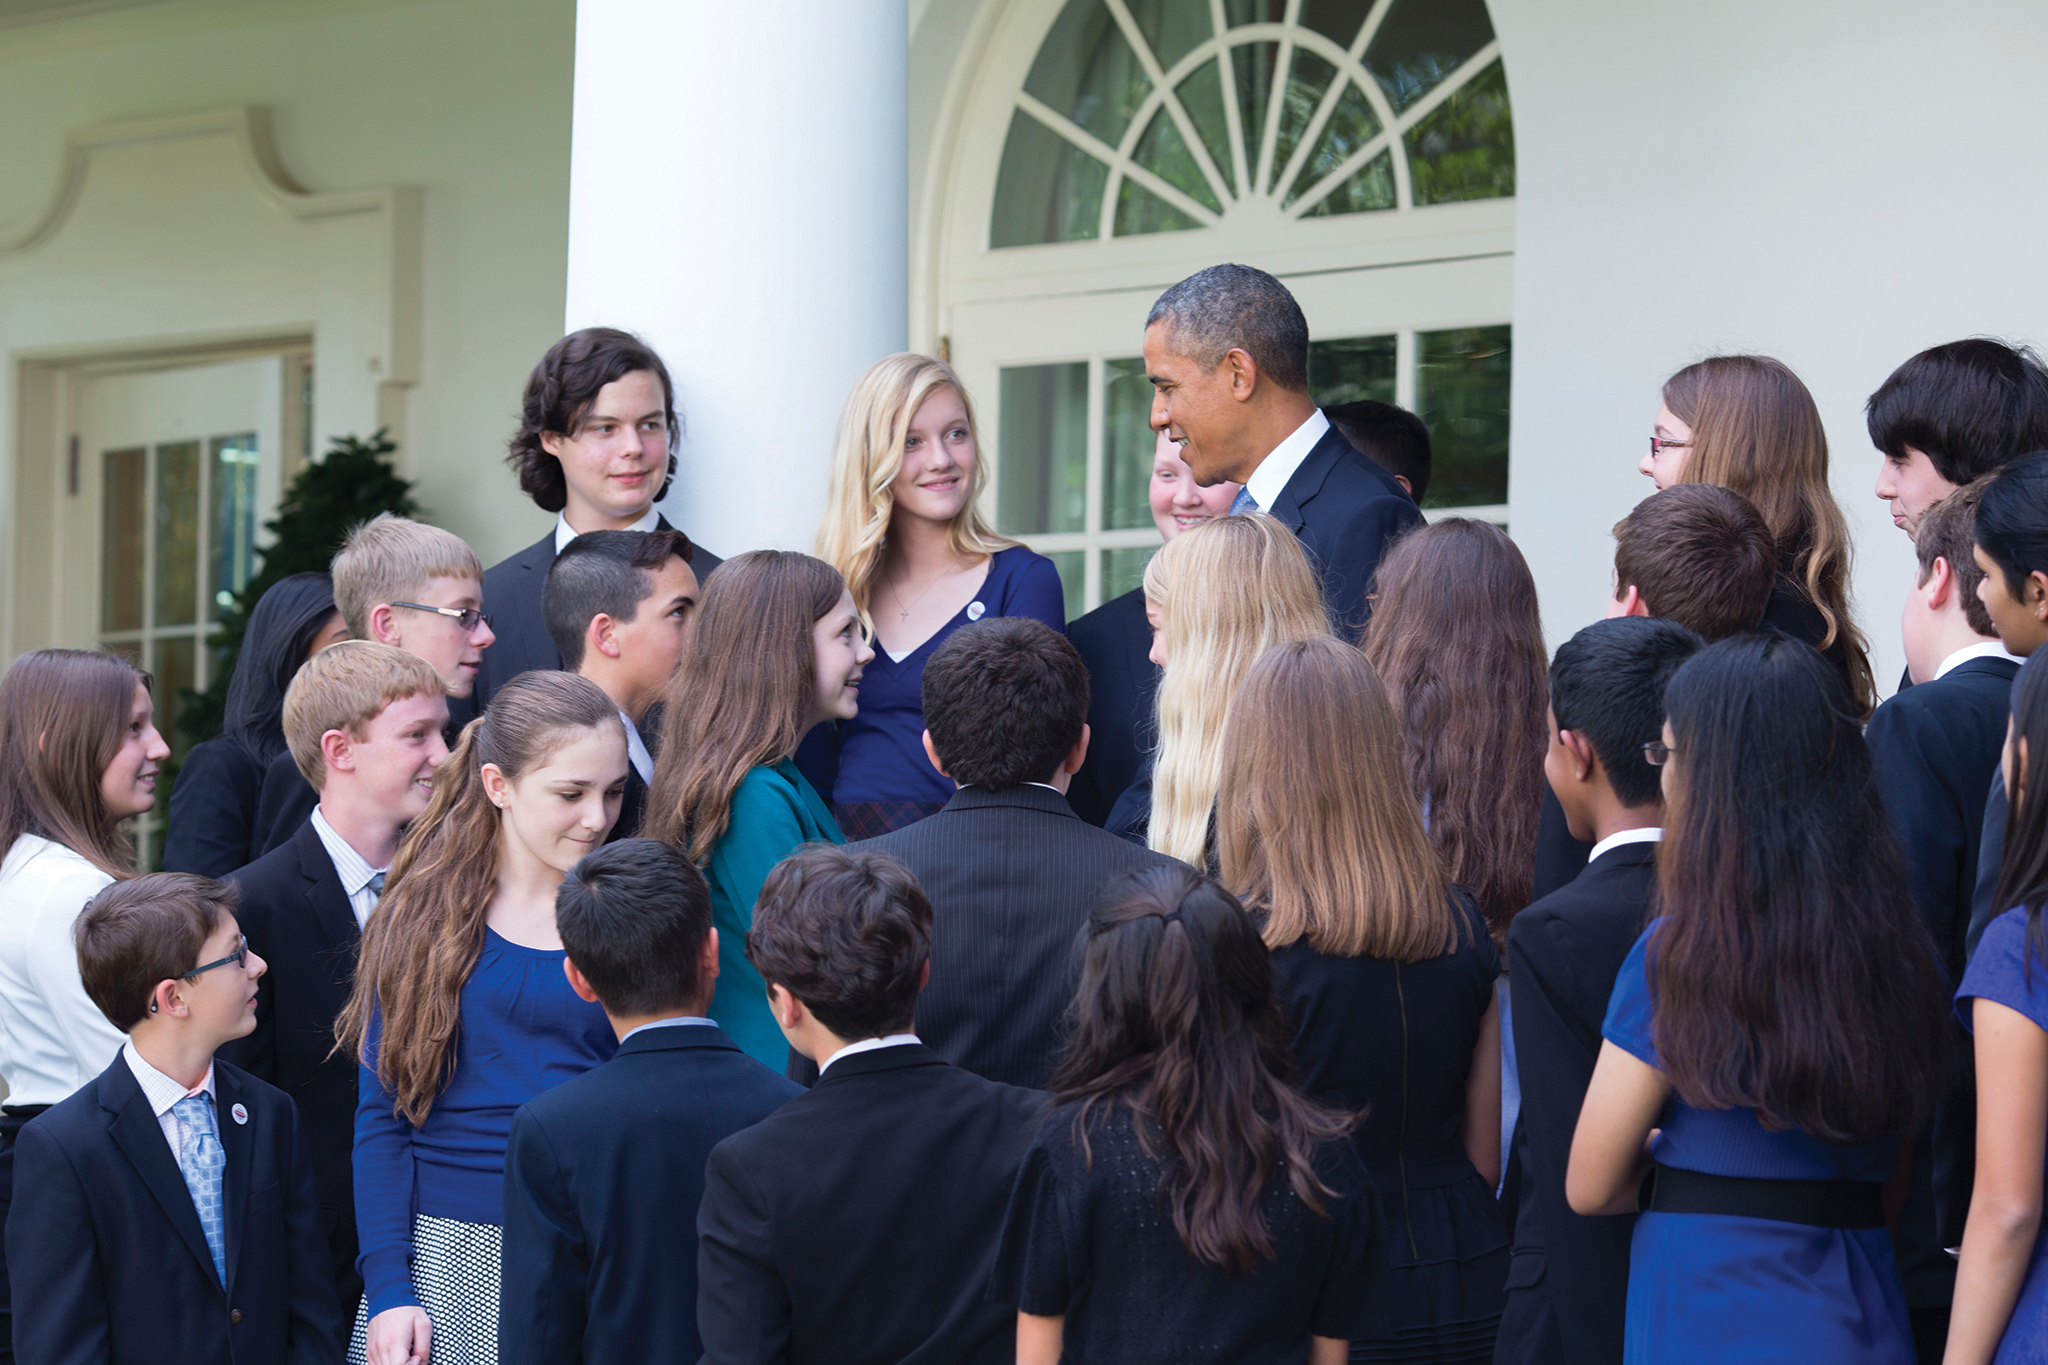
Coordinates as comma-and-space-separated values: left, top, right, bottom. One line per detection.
618, 1015, 717, 1044
1935, 639, 2027, 680
619, 708, 654, 783
1588, 826, 1663, 864
1243, 409, 1331, 514
123, 1038, 215, 1116
310, 806, 386, 900
817, 1032, 920, 1076
554, 504, 661, 555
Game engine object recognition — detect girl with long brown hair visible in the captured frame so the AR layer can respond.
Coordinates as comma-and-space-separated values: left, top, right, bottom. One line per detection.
644, 550, 874, 1067
1642, 354, 1878, 712
1219, 638, 1506, 1363
336, 670, 628, 1365
992, 862, 1388, 1364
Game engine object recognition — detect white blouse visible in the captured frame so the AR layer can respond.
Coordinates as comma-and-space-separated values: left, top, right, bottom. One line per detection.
0, 834, 125, 1106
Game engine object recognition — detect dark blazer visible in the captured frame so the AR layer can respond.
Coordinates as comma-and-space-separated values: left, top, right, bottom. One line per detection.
1065, 587, 1158, 827
217, 817, 365, 1312
500, 1022, 800, 1365
1264, 424, 1424, 640
697, 1044, 1041, 1365
828, 785, 1173, 1088
162, 736, 267, 878
1530, 785, 1593, 904
1498, 838, 1658, 1365
607, 706, 662, 844
8, 1054, 344, 1365
250, 749, 320, 860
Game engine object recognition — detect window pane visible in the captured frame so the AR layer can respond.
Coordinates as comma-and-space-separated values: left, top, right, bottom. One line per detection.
1299, 0, 1377, 47
210, 433, 260, 623
1024, 0, 1151, 147
1130, 107, 1222, 212
1105, 544, 1159, 600
1045, 550, 1086, 622
154, 442, 201, 628
1284, 81, 1382, 207
1302, 149, 1396, 216
1310, 334, 1398, 407
1416, 324, 1511, 508
1105, 357, 1156, 531
1125, 0, 1213, 72
993, 111, 1110, 247
1231, 42, 1279, 168
1174, 61, 1236, 190
1271, 48, 1337, 192
998, 364, 1089, 535
1362, 0, 1496, 114
101, 447, 146, 633
1115, 177, 1205, 236
152, 634, 196, 763
1405, 60, 1514, 205
1224, 0, 1286, 24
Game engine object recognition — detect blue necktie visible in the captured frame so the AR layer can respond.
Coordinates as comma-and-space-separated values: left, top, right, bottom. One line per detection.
1230, 486, 1259, 517
172, 1093, 227, 1286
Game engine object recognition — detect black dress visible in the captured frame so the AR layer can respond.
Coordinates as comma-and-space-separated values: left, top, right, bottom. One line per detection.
1271, 893, 1507, 1363
992, 1099, 1390, 1364
1760, 575, 1856, 695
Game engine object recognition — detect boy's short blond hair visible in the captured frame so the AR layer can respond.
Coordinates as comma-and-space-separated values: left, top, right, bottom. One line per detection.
331, 513, 484, 639
283, 640, 446, 788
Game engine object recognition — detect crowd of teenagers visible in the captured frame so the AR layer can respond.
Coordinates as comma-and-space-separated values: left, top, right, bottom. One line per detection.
2, 261, 2048, 1365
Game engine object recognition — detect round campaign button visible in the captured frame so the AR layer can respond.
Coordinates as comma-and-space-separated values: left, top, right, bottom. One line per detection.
967, 601, 986, 621
231, 1103, 249, 1126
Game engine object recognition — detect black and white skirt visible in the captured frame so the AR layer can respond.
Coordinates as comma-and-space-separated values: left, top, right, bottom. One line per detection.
348, 1215, 502, 1365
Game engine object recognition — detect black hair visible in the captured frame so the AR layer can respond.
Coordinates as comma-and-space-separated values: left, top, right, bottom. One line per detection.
1974, 450, 2048, 601
1146, 264, 1310, 393
555, 838, 713, 1017
1326, 399, 1432, 502
542, 528, 694, 669
1866, 338, 2048, 485
921, 618, 1088, 789
1992, 656, 2048, 979
746, 845, 931, 1040
226, 572, 340, 767
1548, 617, 1704, 808
506, 328, 680, 513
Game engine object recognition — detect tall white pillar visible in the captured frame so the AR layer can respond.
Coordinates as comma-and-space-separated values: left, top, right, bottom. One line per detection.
564, 1, 909, 556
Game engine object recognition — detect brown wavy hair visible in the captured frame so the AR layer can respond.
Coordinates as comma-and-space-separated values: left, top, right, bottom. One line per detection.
505, 328, 678, 514
644, 551, 848, 862
1361, 520, 1547, 947
334, 670, 622, 1125
0, 649, 150, 879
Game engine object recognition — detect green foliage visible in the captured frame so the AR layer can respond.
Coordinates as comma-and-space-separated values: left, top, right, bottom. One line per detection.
1404, 60, 1515, 207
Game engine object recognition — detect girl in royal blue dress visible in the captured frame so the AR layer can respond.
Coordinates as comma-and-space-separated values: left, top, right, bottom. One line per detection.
1566, 633, 1951, 1364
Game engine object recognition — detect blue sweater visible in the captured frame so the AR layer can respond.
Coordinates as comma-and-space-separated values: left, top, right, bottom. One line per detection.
354, 928, 615, 1316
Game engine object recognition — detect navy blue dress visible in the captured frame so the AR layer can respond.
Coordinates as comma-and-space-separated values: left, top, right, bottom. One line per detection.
1603, 921, 1914, 1363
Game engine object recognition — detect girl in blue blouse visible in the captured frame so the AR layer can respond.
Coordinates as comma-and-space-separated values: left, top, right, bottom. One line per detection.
1566, 634, 1951, 1364
811, 353, 1065, 837
336, 670, 629, 1365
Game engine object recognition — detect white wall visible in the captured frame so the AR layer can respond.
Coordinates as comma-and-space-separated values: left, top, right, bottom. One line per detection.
1492, 0, 2048, 692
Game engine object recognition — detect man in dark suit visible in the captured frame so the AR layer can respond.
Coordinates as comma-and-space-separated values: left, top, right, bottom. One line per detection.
1499, 617, 1702, 1365
219, 641, 450, 1316
541, 529, 699, 841
500, 839, 799, 1365
474, 327, 720, 713
697, 845, 1042, 1365
11, 874, 345, 1364
1141, 263, 1421, 640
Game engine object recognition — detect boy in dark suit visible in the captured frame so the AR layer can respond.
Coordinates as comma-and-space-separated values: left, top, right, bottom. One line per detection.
1497, 617, 1702, 1365
500, 838, 798, 1365
10, 873, 344, 1364
697, 846, 1042, 1365
220, 640, 449, 1316
540, 529, 699, 841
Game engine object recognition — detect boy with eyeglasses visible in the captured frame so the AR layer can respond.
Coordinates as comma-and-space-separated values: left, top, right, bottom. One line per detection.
9, 873, 345, 1364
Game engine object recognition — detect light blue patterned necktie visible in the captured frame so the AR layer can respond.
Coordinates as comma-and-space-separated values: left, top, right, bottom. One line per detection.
172, 1092, 227, 1286
1230, 486, 1259, 516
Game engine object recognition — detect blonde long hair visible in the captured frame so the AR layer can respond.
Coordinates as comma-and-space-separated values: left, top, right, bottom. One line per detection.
814, 353, 1013, 627
1145, 516, 1329, 866
1218, 638, 1457, 962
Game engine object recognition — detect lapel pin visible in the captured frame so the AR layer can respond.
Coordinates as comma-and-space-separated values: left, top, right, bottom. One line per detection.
230, 1103, 248, 1126
967, 601, 986, 621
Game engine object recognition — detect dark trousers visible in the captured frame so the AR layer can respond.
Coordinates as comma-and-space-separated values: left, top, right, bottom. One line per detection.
0, 1104, 51, 1365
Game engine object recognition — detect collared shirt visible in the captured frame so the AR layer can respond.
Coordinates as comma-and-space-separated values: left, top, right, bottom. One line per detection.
618, 707, 654, 783
1243, 409, 1332, 514
122, 1038, 217, 1158
618, 1014, 716, 1045
1588, 825, 1663, 863
554, 505, 661, 555
817, 1032, 920, 1076
310, 807, 387, 931
1936, 639, 2027, 681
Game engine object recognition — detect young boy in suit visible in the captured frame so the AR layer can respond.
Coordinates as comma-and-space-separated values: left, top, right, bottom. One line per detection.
218, 640, 449, 1317
9, 873, 344, 1364
696, 845, 1043, 1365
1497, 617, 1702, 1365
499, 838, 798, 1365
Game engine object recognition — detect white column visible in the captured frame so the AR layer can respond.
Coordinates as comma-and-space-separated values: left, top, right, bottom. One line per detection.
564, 1, 909, 556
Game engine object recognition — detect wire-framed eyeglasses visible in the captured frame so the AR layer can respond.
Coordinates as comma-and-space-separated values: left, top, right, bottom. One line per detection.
391, 602, 492, 633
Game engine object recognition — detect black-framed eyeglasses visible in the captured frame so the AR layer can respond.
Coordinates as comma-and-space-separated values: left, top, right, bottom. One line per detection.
391, 603, 492, 633
1648, 436, 1694, 457
1643, 741, 1679, 767
182, 936, 249, 980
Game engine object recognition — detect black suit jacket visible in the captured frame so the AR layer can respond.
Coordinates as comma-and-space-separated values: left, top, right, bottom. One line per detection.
1265, 424, 1424, 640
217, 818, 364, 1311
1498, 839, 1657, 1365
697, 1044, 1041, 1365
162, 736, 268, 878
1065, 587, 1158, 827
250, 749, 321, 860
500, 1023, 800, 1365
8, 1054, 344, 1365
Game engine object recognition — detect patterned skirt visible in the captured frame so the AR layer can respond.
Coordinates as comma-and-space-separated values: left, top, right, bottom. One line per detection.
348, 1215, 502, 1365
833, 800, 946, 839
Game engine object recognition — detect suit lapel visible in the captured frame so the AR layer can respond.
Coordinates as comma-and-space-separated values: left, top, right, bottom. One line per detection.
215, 1068, 255, 1293
1263, 428, 1347, 533
103, 1064, 223, 1293
296, 820, 362, 957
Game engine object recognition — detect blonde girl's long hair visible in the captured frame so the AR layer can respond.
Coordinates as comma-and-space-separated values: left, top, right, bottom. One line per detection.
1217, 638, 1457, 962
0, 649, 150, 879
334, 670, 621, 1126
1663, 354, 1877, 715
1145, 515, 1330, 866
645, 551, 849, 863
814, 353, 1013, 628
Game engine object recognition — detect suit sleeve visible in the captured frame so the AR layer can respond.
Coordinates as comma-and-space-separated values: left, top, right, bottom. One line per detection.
217, 873, 278, 1082
1967, 772, 2008, 962
498, 1108, 587, 1365
161, 741, 259, 878
282, 1097, 348, 1365
352, 1018, 421, 1318
1866, 699, 1969, 974
5, 1119, 111, 1365
697, 1140, 791, 1365
22, 868, 126, 1082
1319, 493, 1423, 641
